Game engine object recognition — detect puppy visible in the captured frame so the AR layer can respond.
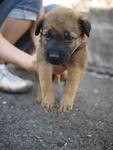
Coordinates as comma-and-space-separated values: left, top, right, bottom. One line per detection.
34, 7, 91, 112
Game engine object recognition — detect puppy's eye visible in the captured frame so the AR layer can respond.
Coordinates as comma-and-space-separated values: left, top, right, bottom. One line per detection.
64, 31, 74, 43
43, 29, 52, 40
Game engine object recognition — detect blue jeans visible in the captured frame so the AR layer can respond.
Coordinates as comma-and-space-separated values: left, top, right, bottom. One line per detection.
0, 0, 42, 24
0, 0, 60, 50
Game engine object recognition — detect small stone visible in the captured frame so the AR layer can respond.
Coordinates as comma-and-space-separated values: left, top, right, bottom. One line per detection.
64, 142, 67, 146
93, 89, 99, 94
94, 103, 98, 106
2, 101, 6, 104
87, 134, 92, 138
59, 132, 63, 136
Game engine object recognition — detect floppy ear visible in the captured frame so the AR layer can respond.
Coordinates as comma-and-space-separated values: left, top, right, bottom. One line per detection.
35, 20, 43, 36
79, 18, 91, 37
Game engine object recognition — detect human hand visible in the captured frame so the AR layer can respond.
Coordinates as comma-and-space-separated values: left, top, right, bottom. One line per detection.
53, 65, 67, 84
82, 34, 88, 46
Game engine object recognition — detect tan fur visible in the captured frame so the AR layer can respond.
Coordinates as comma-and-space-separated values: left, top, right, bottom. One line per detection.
34, 7, 89, 112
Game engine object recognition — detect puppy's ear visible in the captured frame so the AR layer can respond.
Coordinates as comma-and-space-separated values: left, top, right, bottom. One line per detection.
79, 18, 91, 37
35, 20, 43, 36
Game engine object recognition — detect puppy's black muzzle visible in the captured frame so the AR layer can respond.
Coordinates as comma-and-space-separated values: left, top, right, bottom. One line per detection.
44, 48, 70, 65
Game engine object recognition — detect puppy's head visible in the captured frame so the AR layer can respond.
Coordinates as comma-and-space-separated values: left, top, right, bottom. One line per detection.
35, 7, 91, 65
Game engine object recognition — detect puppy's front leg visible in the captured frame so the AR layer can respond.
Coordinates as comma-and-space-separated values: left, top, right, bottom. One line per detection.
38, 61, 54, 111
59, 64, 85, 112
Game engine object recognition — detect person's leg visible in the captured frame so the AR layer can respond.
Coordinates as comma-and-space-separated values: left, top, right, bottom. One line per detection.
0, 14, 34, 93
1, 18, 32, 44
0, 0, 41, 93
0, 0, 42, 47
0, 32, 33, 93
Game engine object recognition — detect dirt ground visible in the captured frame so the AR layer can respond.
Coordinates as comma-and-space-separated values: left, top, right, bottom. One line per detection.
0, 66, 113, 150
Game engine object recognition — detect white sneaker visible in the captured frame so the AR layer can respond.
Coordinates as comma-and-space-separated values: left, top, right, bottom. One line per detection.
0, 64, 33, 93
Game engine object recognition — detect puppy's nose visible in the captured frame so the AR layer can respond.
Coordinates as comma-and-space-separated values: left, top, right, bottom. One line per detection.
46, 51, 62, 65
48, 53, 61, 65
49, 53, 60, 59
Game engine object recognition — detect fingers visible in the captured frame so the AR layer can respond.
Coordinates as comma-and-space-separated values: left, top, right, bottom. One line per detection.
82, 34, 88, 44
53, 74, 61, 84
53, 65, 66, 74
53, 70, 68, 83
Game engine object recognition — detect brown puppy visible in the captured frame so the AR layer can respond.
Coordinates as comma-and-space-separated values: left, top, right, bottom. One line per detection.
34, 7, 91, 112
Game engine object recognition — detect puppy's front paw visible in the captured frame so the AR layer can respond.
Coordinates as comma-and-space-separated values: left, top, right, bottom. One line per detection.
41, 96, 54, 111
59, 98, 74, 112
